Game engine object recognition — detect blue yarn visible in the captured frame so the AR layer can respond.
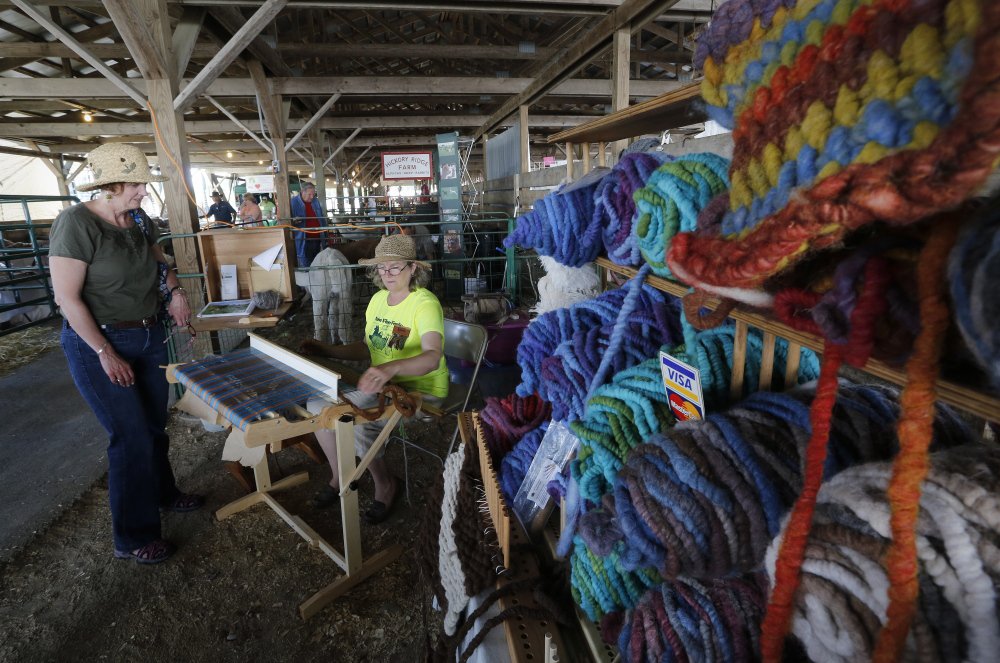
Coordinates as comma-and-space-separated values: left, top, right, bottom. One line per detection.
498, 424, 547, 504
503, 174, 608, 267
587, 264, 652, 399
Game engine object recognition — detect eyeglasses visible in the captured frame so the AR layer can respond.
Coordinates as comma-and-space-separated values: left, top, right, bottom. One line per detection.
375, 263, 410, 276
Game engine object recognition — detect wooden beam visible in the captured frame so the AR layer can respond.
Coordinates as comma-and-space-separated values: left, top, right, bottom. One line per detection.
285, 93, 341, 151
611, 24, 631, 160
323, 126, 361, 171
276, 42, 558, 60
10, 0, 147, 106
248, 59, 289, 215
103, 0, 172, 80
0, 143, 85, 162
0, 40, 219, 61
519, 104, 530, 174
0, 75, 678, 99
202, 94, 273, 152
173, 0, 288, 111
172, 7, 207, 76
474, 0, 681, 139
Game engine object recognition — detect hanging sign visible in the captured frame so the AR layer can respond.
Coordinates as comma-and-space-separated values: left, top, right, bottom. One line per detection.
381, 151, 433, 180
244, 174, 275, 194
659, 351, 705, 421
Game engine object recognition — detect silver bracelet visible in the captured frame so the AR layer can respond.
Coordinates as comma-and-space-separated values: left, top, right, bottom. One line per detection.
96, 341, 109, 355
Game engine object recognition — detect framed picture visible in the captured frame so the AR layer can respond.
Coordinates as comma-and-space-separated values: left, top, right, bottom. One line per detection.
197, 299, 257, 318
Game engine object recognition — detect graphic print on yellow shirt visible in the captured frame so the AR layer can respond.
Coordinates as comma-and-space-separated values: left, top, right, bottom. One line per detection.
365, 287, 448, 398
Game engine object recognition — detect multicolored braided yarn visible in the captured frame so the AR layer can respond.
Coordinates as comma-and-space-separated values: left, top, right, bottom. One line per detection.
667, 0, 1000, 300
949, 194, 1000, 390
504, 170, 606, 267
596, 151, 673, 266
765, 444, 1000, 663
633, 153, 730, 278
615, 573, 769, 663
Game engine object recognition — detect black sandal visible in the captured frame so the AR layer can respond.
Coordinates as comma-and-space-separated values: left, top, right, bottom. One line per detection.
162, 492, 205, 513
114, 539, 175, 564
309, 485, 340, 509
364, 477, 401, 525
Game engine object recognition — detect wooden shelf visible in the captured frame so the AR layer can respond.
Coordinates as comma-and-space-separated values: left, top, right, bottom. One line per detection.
597, 257, 1000, 423
190, 302, 292, 332
548, 82, 704, 144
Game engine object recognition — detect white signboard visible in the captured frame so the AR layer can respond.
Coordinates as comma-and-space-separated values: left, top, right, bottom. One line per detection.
244, 174, 275, 194
381, 152, 433, 180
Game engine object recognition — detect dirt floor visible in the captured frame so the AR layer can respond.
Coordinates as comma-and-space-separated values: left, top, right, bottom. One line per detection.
0, 315, 452, 662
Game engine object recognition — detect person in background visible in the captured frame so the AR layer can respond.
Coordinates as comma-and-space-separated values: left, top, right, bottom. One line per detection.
299, 234, 447, 524
366, 195, 377, 217
290, 182, 328, 266
202, 191, 236, 226
239, 192, 262, 226
48, 143, 204, 565
258, 194, 277, 224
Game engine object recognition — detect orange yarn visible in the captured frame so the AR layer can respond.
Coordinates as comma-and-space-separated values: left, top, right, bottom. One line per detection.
759, 341, 844, 662
872, 221, 961, 662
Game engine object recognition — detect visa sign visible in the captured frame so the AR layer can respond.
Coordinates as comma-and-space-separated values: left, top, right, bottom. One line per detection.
660, 351, 705, 421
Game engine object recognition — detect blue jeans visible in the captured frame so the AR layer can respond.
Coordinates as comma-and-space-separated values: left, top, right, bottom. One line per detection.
61, 322, 179, 551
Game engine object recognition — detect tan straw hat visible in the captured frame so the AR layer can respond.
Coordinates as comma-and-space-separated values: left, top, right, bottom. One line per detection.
76, 143, 168, 192
358, 234, 430, 269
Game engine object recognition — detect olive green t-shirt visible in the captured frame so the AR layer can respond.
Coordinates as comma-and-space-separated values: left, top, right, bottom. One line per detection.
48, 203, 160, 325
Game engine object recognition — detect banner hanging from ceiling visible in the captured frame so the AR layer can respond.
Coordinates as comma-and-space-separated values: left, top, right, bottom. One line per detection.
381, 151, 433, 180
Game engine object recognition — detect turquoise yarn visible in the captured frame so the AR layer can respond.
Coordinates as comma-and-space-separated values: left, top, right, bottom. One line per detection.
633, 154, 730, 277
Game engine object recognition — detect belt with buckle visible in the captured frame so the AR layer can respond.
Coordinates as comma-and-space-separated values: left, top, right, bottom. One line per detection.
101, 315, 158, 330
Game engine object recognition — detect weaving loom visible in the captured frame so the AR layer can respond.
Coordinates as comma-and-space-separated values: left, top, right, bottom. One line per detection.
166, 333, 415, 620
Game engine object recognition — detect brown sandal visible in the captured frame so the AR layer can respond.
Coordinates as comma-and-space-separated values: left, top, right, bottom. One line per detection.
114, 539, 175, 564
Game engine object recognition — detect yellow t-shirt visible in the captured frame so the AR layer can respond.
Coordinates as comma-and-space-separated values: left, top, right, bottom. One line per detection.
365, 287, 449, 398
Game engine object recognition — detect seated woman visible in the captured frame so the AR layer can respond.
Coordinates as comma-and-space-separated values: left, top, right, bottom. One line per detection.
300, 234, 447, 524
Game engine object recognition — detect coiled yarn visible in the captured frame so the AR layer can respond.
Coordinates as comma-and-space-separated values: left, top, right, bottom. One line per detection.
498, 424, 547, 504
515, 282, 679, 409
477, 392, 551, 465
765, 444, 1000, 663
949, 194, 1000, 390
596, 151, 673, 266
616, 573, 769, 663
504, 171, 607, 267
633, 154, 730, 277
668, 0, 1000, 301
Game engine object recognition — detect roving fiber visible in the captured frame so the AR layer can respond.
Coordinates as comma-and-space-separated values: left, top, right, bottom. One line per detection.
568, 381, 970, 621
765, 443, 1000, 663
667, 0, 1000, 302
516, 281, 680, 411
595, 151, 674, 266
615, 573, 769, 663
949, 194, 1000, 390
477, 392, 551, 465
504, 169, 608, 267
632, 153, 730, 277
531, 256, 603, 317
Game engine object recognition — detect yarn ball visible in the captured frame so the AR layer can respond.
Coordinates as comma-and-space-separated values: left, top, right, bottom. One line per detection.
595, 151, 673, 266
765, 443, 1000, 663
668, 0, 1000, 301
498, 424, 548, 505
616, 573, 769, 663
478, 392, 551, 465
504, 169, 608, 267
632, 153, 730, 277
949, 194, 1000, 389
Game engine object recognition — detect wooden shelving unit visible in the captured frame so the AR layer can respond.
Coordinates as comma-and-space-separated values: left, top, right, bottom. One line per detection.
598, 257, 1000, 423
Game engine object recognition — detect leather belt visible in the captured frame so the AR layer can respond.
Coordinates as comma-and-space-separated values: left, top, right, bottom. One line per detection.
101, 315, 158, 330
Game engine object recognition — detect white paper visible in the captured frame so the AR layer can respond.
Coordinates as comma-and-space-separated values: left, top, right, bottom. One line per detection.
219, 264, 238, 300
251, 242, 284, 270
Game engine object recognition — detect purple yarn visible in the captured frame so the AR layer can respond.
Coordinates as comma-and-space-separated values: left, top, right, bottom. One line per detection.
596, 152, 673, 266
498, 425, 547, 504
694, 0, 792, 70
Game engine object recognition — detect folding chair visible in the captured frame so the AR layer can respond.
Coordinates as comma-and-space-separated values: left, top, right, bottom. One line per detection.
396, 318, 489, 500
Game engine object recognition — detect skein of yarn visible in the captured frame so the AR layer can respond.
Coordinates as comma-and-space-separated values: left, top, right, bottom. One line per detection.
477, 393, 551, 465
595, 151, 673, 266
531, 256, 603, 317
765, 444, 1000, 663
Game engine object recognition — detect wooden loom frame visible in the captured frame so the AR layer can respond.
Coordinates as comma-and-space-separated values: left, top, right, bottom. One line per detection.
166, 333, 417, 620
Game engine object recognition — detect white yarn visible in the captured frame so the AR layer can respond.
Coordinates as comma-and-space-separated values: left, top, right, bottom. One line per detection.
438, 443, 469, 636
530, 256, 601, 317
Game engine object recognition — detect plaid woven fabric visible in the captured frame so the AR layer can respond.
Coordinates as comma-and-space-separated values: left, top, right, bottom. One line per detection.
173, 348, 330, 430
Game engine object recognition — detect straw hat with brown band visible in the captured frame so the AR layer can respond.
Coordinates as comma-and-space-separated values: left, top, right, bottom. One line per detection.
358, 234, 431, 270
76, 143, 169, 192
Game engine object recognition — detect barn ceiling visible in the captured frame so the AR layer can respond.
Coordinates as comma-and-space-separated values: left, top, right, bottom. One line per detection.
0, 0, 715, 176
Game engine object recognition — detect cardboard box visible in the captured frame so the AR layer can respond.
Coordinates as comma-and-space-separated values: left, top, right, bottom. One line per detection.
196, 228, 296, 302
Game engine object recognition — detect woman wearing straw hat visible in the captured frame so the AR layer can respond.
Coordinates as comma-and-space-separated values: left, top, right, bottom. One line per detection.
300, 234, 447, 523
48, 143, 204, 564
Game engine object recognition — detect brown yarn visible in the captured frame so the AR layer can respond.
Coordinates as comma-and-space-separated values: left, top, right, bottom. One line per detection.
682, 290, 740, 330
349, 383, 418, 420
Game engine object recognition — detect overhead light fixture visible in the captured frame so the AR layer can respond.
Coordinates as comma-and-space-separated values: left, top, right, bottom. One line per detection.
296, 170, 301, 175
226, 151, 233, 158
258, 160, 264, 165
82, 111, 93, 122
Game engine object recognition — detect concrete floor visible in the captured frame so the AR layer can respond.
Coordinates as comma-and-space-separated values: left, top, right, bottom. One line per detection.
0, 346, 107, 561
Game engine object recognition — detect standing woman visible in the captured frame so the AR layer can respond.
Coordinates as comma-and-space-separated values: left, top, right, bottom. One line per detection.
300, 234, 448, 523
239, 192, 262, 226
49, 144, 204, 564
